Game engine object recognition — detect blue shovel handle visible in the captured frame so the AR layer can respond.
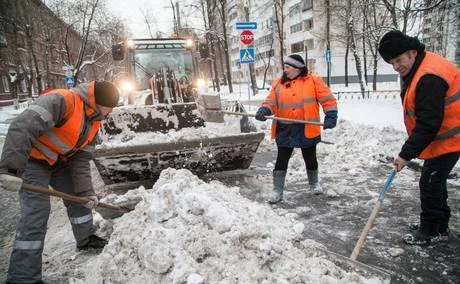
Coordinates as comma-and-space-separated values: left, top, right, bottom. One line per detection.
350, 169, 397, 260
378, 169, 396, 201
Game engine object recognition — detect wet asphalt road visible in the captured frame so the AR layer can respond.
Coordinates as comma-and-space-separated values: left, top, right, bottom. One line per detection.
1, 148, 459, 284
208, 150, 460, 284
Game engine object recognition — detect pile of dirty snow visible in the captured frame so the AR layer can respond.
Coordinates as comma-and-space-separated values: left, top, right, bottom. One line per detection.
98, 112, 250, 149
77, 169, 387, 283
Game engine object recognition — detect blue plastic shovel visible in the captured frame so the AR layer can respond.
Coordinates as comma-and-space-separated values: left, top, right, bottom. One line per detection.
350, 169, 397, 260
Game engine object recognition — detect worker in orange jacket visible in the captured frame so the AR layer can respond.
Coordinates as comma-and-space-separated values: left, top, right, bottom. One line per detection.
0, 81, 120, 283
379, 30, 460, 246
255, 54, 338, 204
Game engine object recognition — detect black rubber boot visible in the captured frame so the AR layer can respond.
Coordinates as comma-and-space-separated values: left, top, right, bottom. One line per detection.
404, 222, 440, 246
77, 235, 108, 250
409, 223, 450, 242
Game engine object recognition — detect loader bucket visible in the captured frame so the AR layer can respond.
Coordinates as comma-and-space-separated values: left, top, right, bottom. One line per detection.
94, 102, 264, 186
93, 132, 264, 185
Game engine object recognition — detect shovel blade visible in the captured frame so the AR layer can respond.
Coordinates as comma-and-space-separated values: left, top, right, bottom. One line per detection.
195, 94, 225, 123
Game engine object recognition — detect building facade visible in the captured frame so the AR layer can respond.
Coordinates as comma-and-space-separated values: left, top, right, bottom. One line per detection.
224, 0, 421, 87
0, 0, 113, 106
420, 0, 459, 67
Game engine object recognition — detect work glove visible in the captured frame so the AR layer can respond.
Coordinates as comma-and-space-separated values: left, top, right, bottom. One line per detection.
255, 106, 271, 121
83, 195, 99, 210
323, 110, 338, 129
0, 174, 23, 192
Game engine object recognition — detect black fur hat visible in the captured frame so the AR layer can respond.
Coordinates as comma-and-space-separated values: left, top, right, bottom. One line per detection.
378, 30, 425, 62
94, 81, 120, 107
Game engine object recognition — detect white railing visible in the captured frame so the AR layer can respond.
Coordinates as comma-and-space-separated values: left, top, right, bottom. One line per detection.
335, 90, 400, 101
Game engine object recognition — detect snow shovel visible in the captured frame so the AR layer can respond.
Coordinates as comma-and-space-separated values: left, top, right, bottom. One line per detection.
196, 94, 323, 125
350, 169, 397, 261
21, 183, 133, 219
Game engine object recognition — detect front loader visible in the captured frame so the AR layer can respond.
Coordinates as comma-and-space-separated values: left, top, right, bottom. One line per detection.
92, 38, 263, 187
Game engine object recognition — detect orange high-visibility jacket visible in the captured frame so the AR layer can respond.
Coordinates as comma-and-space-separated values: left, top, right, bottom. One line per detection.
29, 82, 101, 165
403, 52, 460, 159
262, 73, 337, 139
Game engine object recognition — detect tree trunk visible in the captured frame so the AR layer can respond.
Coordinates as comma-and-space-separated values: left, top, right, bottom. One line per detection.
347, 0, 366, 98
345, 37, 349, 87
218, 0, 233, 93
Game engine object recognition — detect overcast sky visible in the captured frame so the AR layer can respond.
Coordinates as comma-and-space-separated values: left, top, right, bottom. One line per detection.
108, 0, 203, 38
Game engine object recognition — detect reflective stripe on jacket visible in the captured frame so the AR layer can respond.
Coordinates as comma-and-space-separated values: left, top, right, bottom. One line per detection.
403, 52, 460, 159
262, 73, 337, 139
29, 82, 101, 165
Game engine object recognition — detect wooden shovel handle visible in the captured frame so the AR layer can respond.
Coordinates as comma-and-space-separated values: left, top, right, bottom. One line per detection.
350, 200, 382, 260
21, 183, 130, 212
221, 111, 324, 125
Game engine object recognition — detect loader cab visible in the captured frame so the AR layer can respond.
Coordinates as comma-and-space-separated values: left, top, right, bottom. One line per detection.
112, 38, 200, 104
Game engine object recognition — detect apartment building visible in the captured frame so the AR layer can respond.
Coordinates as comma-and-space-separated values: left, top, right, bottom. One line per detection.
420, 0, 459, 67
226, 0, 397, 87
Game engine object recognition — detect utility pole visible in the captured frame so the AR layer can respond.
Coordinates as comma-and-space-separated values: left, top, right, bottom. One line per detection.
244, 4, 258, 95
326, 0, 331, 86
169, 0, 177, 34
175, 2, 181, 34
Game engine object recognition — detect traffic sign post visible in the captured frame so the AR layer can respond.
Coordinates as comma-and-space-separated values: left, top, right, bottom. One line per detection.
240, 48, 255, 64
325, 48, 331, 86
236, 22, 257, 30
65, 76, 75, 88
240, 30, 254, 45
236, 21, 258, 97
325, 48, 331, 63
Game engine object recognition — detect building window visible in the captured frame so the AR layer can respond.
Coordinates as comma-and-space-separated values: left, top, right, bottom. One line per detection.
290, 23, 303, 34
2, 76, 10, 93
304, 19, 313, 31
289, 3, 301, 17
302, 0, 313, 11
291, 41, 304, 53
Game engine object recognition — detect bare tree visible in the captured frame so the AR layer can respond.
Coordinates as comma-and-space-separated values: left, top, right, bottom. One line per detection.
273, 0, 285, 70
196, 0, 220, 92
255, 35, 275, 89
216, 0, 233, 93
0, 0, 27, 104
140, 8, 157, 39
346, 0, 367, 97
364, 0, 392, 90
380, 0, 447, 33
48, 0, 124, 84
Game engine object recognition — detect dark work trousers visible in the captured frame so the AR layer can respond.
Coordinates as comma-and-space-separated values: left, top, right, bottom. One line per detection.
7, 160, 94, 283
274, 145, 318, 171
419, 152, 460, 233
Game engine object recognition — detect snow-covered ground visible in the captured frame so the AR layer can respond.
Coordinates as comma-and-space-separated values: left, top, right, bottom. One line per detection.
0, 82, 458, 283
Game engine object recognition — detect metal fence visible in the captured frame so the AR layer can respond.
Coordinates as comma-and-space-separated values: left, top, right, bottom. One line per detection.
335, 90, 400, 101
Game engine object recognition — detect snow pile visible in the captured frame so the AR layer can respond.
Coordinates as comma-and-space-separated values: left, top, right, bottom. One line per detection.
97, 109, 249, 150
82, 169, 387, 284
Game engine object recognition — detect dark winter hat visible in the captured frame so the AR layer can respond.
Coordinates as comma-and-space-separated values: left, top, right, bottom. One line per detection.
378, 30, 425, 62
284, 54, 305, 69
94, 81, 120, 107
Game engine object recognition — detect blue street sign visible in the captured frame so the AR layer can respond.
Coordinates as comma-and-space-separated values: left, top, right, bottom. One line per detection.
236, 22, 257, 30
65, 76, 74, 87
240, 48, 255, 63
325, 48, 331, 63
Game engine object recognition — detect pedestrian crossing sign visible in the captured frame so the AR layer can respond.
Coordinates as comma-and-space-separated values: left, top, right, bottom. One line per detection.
239, 48, 255, 63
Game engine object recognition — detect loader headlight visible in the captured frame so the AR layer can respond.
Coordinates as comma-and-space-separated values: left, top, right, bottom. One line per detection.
126, 39, 135, 49
196, 78, 206, 88
120, 81, 134, 92
185, 39, 194, 48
